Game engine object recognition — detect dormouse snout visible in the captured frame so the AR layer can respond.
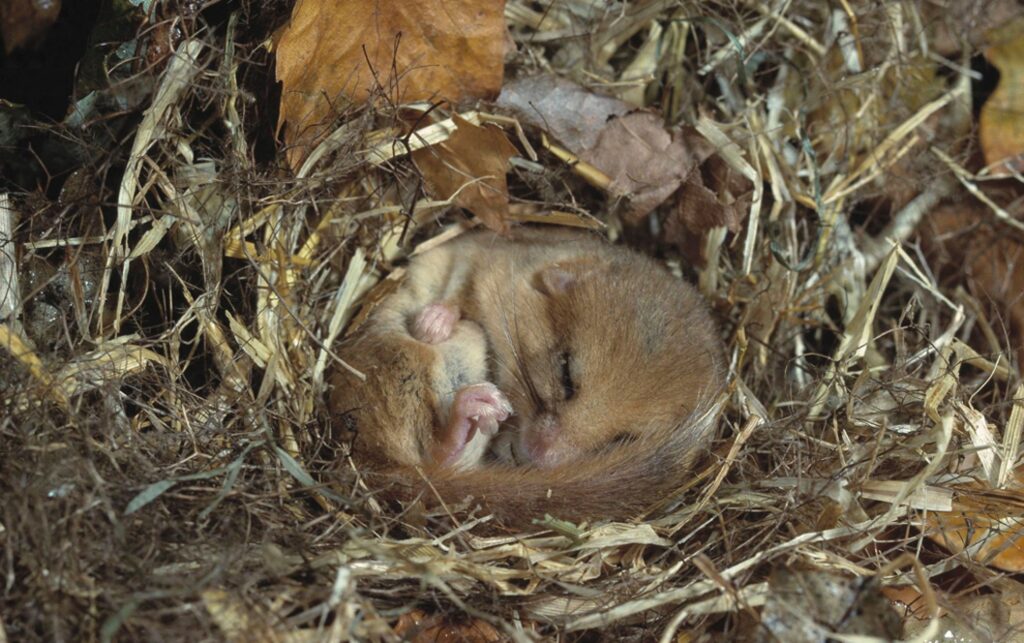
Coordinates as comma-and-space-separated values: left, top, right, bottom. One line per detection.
521, 412, 568, 467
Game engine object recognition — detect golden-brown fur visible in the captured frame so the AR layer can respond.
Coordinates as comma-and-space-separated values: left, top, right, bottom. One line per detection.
328, 228, 727, 528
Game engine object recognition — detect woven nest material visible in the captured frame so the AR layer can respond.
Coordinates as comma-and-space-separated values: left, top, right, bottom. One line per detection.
2, 1, 1024, 641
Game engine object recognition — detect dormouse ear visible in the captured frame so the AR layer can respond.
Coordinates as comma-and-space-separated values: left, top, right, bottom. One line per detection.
533, 260, 596, 296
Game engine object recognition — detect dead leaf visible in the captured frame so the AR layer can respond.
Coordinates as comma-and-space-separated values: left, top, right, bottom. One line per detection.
757, 567, 903, 643
498, 77, 739, 225
921, 203, 1024, 368
980, 17, 1024, 174
275, 0, 507, 169
497, 74, 631, 152
665, 128, 752, 265
928, 512, 1024, 572
579, 111, 697, 220
0, 0, 59, 53
411, 115, 518, 233
393, 609, 503, 642
922, 462, 1024, 573
677, 172, 744, 230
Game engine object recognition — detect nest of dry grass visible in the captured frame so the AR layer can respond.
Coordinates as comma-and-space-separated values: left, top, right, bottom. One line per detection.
3, 0, 1024, 641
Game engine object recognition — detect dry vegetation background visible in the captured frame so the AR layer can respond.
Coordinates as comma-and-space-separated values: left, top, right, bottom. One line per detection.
2, 0, 1024, 641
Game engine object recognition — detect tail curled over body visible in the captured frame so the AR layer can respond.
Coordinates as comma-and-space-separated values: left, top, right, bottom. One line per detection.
391, 398, 725, 528
326, 229, 728, 529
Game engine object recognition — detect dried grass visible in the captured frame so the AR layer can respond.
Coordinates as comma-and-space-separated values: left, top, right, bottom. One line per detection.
2, 1, 1023, 641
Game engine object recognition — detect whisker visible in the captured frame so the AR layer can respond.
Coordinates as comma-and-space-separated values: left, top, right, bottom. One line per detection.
506, 310, 544, 410
491, 353, 523, 387
492, 355, 536, 409
492, 263, 545, 412
497, 322, 543, 410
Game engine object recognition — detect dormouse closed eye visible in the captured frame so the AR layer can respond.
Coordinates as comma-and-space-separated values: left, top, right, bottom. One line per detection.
610, 432, 640, 446
559, 351, 576, 401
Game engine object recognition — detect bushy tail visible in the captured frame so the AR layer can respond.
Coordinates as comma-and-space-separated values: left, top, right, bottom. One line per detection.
379, 398, 724, 529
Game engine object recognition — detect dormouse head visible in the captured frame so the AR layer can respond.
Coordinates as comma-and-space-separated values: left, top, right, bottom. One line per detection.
491, 248, 725, 468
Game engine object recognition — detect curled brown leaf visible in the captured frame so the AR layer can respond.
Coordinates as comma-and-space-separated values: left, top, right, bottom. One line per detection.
412, 115, 518, 233
497, 74, 631, 152
275, 0, 508, 169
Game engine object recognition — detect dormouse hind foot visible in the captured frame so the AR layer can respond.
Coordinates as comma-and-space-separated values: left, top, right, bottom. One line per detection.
412, 303, 460, 344
431, 383, 512, 468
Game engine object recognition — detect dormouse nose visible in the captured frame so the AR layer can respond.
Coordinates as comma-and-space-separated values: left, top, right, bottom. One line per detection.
523, 412, 563, 466
534, 412, 561, 444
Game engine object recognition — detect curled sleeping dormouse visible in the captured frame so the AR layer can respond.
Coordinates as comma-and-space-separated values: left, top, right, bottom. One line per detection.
328, 227, 727, 528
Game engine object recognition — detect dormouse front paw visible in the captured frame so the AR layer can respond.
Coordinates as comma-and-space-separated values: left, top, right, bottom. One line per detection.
452, 382, 512, 438
412, 303, 460, 344
431, 382, 513, 468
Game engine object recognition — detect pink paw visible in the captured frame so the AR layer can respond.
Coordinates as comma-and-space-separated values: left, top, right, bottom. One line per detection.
412, 303, 460, 344
452, 383, 512, 438
433, 383, 513, 468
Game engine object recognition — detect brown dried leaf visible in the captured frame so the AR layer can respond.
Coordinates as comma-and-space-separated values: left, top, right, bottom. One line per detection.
579, 111, 696, 220
411, 115, 518, 233
980, 17, 1024, 174
922, 203, 1024, 367
393, 609, 503, 643
275, 0, 507, 169
500, 76, 744, 230
497, 74, 630, 152
0, 0, 59, 54
926, 482, 1024, 573
665, 130, 752, 266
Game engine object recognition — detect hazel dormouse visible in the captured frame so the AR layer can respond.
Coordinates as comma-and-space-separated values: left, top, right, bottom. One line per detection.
328, 227, 726, 527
